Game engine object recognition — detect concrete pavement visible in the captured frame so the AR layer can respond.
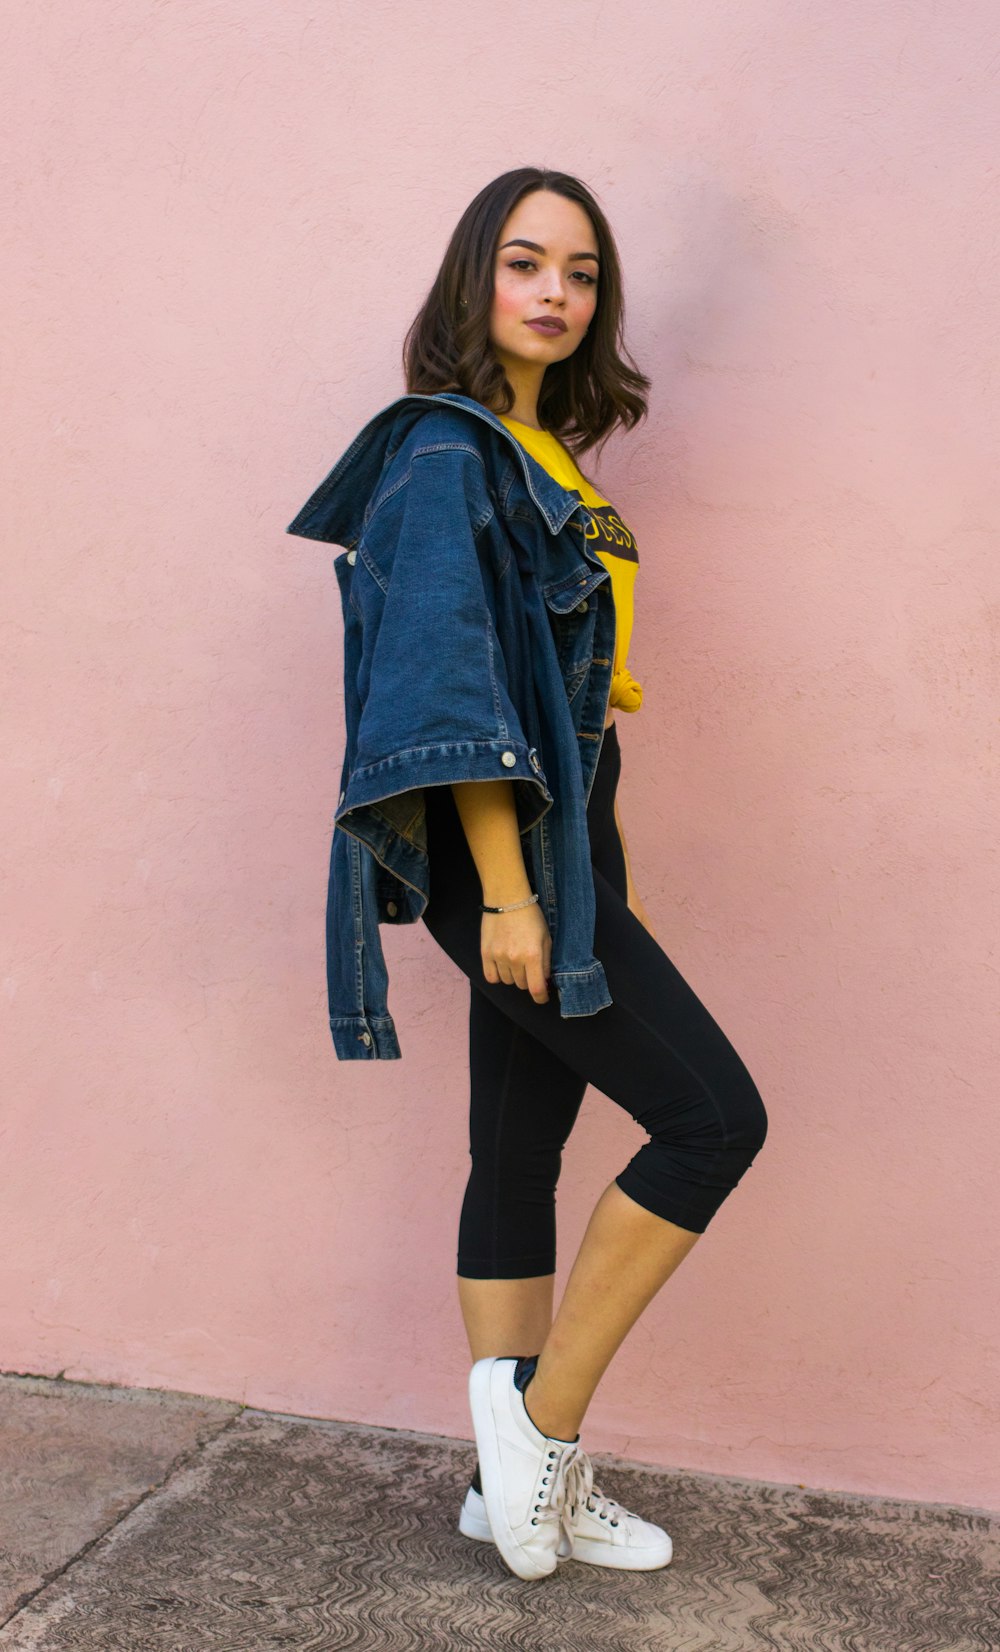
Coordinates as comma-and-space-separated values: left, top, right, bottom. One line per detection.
1, 1373, 996, 1650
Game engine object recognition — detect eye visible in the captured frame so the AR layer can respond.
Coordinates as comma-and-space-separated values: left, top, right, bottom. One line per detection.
507, 259, 597, 286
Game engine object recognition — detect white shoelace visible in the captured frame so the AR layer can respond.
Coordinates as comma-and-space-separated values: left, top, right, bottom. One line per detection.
562, 1448, 638, 1530
533, 1439, 586, 1558
534, 1441, 642, 1560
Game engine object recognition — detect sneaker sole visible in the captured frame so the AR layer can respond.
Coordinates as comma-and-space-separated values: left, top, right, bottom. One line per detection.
571, 1531, 673, 1568
459, 1491, 672, 1569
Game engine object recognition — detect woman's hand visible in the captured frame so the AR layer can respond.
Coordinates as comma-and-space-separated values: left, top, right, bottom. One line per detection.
481, 902, 552, 1004
449, 779, 552, 1001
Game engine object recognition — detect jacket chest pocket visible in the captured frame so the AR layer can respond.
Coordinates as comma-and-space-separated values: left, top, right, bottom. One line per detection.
545, 582, 603, 703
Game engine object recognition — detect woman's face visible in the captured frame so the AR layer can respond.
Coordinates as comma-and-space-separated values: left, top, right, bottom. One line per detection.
489, 190, 600, 374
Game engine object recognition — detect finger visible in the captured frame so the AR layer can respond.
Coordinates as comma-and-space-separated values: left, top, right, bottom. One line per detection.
526, 957, 549, 1004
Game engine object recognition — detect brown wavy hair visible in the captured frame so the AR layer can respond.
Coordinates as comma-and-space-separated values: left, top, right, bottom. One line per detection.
401, 166, 650, 462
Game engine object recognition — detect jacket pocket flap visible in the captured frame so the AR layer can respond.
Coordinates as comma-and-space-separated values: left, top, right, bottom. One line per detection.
542, 562, 610, 613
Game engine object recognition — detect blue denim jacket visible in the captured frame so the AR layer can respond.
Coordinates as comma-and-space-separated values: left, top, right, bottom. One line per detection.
286, 392, 618, 1058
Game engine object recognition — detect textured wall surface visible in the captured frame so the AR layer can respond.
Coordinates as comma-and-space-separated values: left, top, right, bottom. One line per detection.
3, 0, 998, 1510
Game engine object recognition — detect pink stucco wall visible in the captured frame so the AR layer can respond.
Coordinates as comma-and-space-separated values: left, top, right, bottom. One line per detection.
3, 2, 998, 1511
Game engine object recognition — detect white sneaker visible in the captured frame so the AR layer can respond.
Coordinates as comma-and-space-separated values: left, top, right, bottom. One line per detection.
458, 1468, 673, 1570
467, 1355, 582, 1579
560, 1454, 673, 1569
459, 1483, 571, 1561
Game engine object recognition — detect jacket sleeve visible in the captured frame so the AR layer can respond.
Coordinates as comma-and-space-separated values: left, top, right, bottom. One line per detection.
337, 443, 551, 850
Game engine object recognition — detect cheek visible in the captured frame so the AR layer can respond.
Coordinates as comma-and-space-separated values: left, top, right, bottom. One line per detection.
491, 275, 525, 324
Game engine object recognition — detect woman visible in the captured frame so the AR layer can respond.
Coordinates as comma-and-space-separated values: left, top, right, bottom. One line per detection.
305, 167, 769, 1581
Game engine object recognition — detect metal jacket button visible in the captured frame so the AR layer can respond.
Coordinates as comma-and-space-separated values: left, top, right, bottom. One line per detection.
500, 751, 516, 767
347, 549, 357, 564
386, 900, 398, 917
360, 1030, 372, 1046
576, 599, 589, 612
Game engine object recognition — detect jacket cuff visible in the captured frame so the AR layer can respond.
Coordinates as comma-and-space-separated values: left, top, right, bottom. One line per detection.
339, 739, 551, 821
550, 959, 614, 1017
330, 1014, 402, 1060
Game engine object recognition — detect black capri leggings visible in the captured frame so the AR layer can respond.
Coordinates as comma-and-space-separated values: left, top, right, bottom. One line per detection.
421, 720, 768, 1278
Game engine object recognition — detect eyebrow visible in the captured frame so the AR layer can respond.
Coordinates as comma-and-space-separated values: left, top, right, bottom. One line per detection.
498, 238, 600, 266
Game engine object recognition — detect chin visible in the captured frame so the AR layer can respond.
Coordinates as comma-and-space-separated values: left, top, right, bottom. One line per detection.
505, 336, 574, 361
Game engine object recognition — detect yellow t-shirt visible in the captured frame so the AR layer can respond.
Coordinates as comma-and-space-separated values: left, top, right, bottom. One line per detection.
498, 416, 643, 713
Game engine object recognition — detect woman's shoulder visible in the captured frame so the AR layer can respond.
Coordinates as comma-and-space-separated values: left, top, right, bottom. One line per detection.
368, 391, 490, 440
374, 396, 515, 492
288, 394, 494, 547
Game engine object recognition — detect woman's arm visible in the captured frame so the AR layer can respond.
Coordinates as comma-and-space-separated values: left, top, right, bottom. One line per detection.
613, 792, 657, 938
449, 779, 533, 906
449, 780, 552, 1003
613, 791, 636, 902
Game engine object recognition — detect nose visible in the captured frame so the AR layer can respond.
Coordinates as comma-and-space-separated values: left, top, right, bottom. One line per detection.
539, 275, 568, 306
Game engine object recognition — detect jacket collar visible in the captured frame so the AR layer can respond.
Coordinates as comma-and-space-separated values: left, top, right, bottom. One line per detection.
286, 391, 587, 549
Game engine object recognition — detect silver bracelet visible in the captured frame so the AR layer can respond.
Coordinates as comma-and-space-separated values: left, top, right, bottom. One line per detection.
480, 892, 540, 914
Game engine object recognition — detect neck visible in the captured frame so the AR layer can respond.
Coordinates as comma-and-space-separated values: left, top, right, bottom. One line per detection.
491, 353, 546, 430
